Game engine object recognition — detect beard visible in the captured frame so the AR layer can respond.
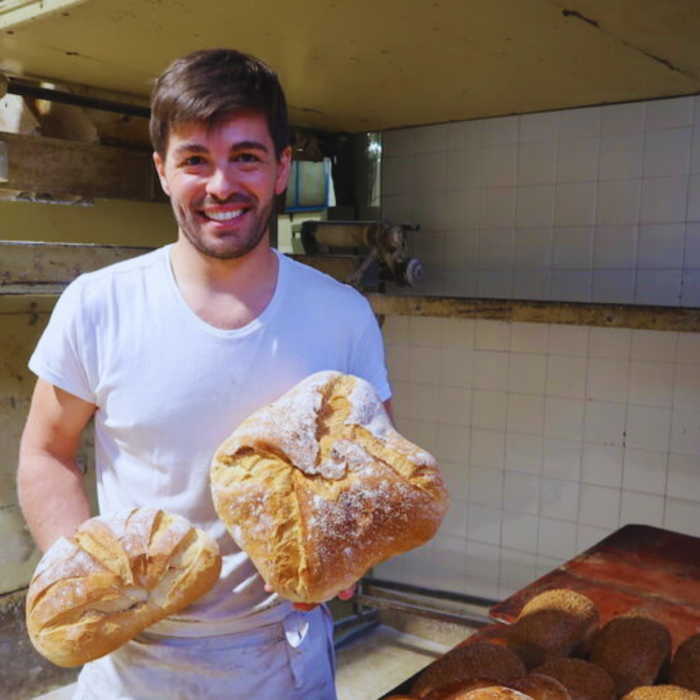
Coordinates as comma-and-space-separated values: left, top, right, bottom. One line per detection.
171, 192, 275, 260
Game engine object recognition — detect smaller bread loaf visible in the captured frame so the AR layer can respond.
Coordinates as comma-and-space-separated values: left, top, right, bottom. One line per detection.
590, 616, 672, 697
622, 686, 700, 700
411, 643, 526, 699
534, 658, 615, 700
211, 371, 449, 604
507, 589, 599, 669
671, 633, 700, 693
26, 508, 221, 667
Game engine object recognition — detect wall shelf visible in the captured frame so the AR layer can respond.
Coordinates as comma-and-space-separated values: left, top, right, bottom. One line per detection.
1, 241, 698, 332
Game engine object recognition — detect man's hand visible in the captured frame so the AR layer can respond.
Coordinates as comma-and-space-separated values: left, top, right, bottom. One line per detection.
264, 582, 357, 611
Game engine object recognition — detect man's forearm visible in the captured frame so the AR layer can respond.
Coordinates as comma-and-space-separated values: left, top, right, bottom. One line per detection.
18, 451, 91, 553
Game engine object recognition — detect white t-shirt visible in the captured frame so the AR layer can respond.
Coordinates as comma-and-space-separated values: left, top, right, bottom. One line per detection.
29, 244, 391, 636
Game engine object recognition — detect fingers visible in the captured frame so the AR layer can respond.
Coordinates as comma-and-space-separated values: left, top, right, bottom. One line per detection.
337, 583, 356, 601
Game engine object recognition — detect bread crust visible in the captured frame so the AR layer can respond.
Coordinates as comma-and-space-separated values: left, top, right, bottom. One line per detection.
26, 508, 221, 667
210, 371, 449, 603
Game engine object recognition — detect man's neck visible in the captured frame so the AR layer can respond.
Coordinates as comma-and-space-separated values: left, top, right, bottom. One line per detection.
169, 236, 279, 330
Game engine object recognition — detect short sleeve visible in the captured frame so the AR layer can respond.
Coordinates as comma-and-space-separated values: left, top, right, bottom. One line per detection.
28, 277, 97, 404
352, 299, 392, 402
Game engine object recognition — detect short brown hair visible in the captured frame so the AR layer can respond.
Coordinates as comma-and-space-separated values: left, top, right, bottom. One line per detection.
150, 48, 289, 158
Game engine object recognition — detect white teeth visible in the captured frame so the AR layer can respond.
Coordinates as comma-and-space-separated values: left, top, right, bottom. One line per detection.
205, 209, 245, 222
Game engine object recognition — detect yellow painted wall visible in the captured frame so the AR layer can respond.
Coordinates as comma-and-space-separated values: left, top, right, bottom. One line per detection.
0, 198, 175, 246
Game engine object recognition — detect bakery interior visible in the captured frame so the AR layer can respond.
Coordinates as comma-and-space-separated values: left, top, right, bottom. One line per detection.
2, 0, 700, 698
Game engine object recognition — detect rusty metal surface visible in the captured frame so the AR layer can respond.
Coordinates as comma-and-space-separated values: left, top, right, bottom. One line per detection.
489, 524, 700, 649
366, 294, 700, 333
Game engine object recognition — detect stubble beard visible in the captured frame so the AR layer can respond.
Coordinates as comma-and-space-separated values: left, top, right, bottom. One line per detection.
173, 195, 274, 260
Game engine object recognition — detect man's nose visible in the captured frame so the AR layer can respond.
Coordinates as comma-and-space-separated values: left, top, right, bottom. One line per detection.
206, 165, 237, 200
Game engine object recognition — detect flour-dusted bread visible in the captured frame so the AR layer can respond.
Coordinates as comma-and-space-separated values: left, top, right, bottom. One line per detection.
210, 371, 449, 604
26, 508, 221, 667
590, 616, 672, 697
507, 589, 599, 669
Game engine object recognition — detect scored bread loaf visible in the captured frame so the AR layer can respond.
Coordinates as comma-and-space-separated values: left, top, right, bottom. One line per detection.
506, 589, 599, 669
210, 371, 449, 604
26, 508, 222, 667
589, 616, 672, 697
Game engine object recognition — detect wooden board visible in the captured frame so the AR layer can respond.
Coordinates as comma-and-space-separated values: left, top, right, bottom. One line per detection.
490, 524, 700, 649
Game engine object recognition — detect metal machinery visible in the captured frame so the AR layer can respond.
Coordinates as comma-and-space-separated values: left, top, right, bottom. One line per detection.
297, 219, 424, 290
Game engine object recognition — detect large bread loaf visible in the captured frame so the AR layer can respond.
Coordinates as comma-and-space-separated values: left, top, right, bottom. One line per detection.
26, 508, 221, 667
210, 371, 448, 604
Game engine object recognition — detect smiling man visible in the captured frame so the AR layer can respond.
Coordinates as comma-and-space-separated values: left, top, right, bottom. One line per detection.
18, 49, 392, 699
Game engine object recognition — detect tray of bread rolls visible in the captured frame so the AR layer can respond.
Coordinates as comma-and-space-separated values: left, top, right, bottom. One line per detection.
381, 524, 700, 699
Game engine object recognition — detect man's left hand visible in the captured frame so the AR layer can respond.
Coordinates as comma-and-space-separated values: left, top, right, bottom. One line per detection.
264, 582, 357, 611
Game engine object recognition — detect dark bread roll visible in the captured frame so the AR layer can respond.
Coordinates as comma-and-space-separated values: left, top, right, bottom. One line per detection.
507, 589, 599, 669
26, 508, 221, 667
424, 678, 506, 700
211, 371, 449, 604
622, 686, 700, 700
411, 643, 526, 699
459, 689, 534, 700
510, 674, 572, 700
590, 616, 672, 697
671, 633, 700, 693
534, 658, 615, 700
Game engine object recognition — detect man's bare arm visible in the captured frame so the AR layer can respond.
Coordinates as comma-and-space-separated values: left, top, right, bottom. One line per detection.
18, 378, 96, 552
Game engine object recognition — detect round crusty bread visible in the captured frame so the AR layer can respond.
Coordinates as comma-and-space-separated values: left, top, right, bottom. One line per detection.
622, 686, 700, 700
210, 371, 449, 604
507, 589, 599, 669
26, 508, 222, 667
590, 616, 672, 697
671, 633, 700, 693
534, 658, 615, 700
411, 643, 526, 699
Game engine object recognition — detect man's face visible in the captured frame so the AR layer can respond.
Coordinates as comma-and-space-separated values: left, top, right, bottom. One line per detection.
153, 111, 291, 260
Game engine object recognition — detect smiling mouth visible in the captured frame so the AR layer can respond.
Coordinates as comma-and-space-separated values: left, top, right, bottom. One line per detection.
202, 209, 247, 222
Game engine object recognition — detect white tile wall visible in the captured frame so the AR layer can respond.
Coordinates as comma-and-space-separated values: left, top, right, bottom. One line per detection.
381, 317, 700, 600
378, 95, 700, 600
382, 94, 700, 306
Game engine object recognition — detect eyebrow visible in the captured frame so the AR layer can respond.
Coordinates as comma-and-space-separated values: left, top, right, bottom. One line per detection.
173, 140, 270, 157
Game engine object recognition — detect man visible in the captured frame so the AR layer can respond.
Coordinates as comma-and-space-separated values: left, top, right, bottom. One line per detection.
18, 48, 392, 699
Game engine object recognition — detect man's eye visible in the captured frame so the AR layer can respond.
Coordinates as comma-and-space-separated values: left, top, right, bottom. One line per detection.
236, 153, 261, 163
182, 156, 205, 166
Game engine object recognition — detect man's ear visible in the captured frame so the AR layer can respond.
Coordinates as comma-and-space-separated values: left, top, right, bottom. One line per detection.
153, 152, 171, 198
275, 146, 292, 196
